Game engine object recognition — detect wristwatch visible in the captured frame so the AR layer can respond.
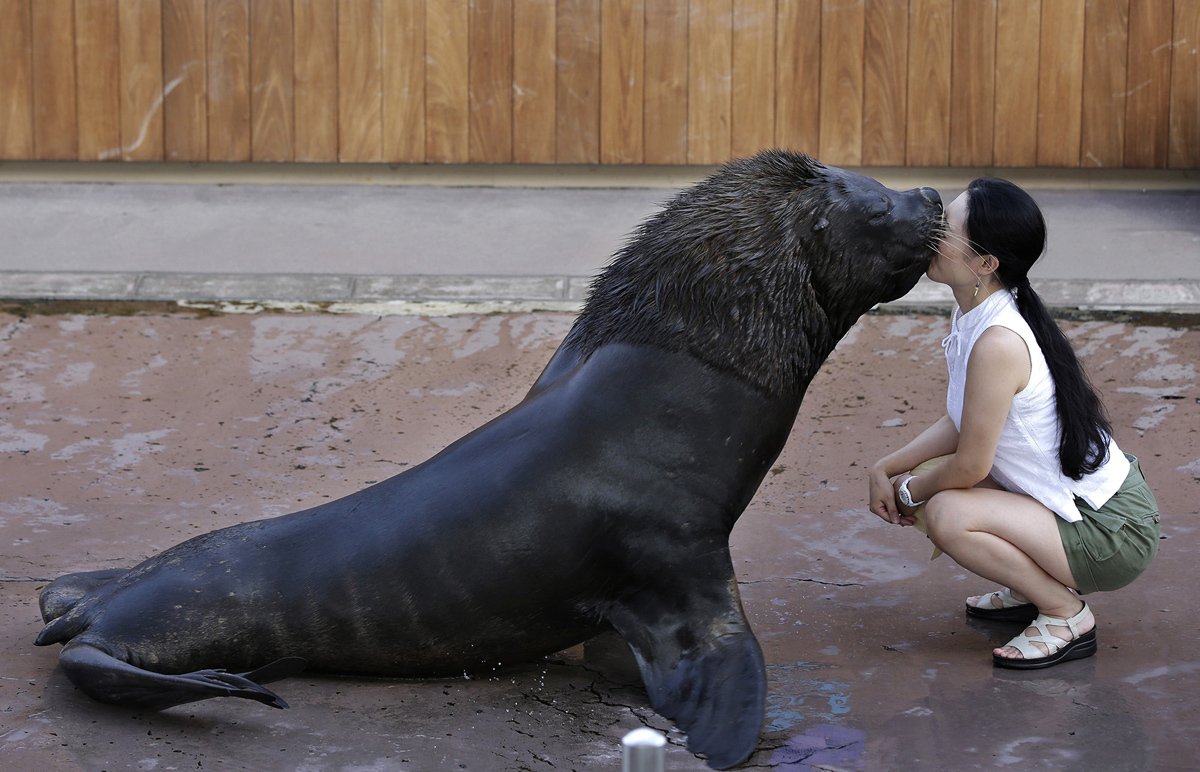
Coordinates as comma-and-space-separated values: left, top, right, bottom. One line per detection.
897, 475, 925, 508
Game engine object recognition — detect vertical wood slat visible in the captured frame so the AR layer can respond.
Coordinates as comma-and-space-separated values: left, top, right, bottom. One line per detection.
1037, 0, 1086, 166
950, 0, 996, 167
426, 0, 469, 162
731, 0, 775, 159
338, 0, 382, 162
163, 0, 207, 161
1080, 0, 1129, 168
600, 0, 644, 164
644, 0, 688, 163
75, 0, 121, 160
207, 0, 251, 161
250, 0, 293, 161
381, 0, 423, 162
776, 0, 820, 155
513, 0, 556, 162
1123, 0, 1172, 168
906, 0, 951, 165
862, 0, 908, 166
557, 0, 601, 164
688, 0, 732, 164
294, 0, 338, 162
993, 0, 1040, 166
32, 0, 77, 160
818, 0, 864, 165
0, 0, 34, 159
1169, 0, 1200, 168
118, 0, 164, 160
469, 0, 514, 163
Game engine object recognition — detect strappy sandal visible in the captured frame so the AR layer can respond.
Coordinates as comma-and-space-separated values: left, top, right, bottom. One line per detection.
965, 587, 1038, 622
992, 602, 1097, 670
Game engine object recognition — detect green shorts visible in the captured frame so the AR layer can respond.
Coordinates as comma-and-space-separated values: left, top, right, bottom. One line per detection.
1057, 455, 1160, 595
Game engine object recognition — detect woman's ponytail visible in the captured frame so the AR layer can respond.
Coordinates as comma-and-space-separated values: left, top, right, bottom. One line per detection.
966, 179, 1112, 480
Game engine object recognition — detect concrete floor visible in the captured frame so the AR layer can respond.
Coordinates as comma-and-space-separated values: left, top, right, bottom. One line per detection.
0, 307, 1197, 770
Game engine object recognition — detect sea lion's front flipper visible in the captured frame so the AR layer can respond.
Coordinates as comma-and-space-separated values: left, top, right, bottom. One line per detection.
58, 642, 306, 711
607, 550, 765, 770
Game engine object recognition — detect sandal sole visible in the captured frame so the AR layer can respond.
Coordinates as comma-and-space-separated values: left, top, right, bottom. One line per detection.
992, 629, 1097, 670
965, 603, 1038, 622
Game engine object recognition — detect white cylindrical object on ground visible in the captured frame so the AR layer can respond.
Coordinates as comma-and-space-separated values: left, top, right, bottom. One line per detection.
621, 727, 666, 772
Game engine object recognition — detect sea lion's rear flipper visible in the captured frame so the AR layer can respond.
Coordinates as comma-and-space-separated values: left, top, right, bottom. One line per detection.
58, 642, 306, 712
607, 551, 765, 770
39, 569, 129, 623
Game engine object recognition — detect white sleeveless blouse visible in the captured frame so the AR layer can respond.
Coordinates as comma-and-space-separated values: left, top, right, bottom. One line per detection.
943, 289, 1128, 523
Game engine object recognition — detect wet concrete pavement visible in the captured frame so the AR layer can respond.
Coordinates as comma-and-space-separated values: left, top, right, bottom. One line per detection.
0, 308, 1197, 770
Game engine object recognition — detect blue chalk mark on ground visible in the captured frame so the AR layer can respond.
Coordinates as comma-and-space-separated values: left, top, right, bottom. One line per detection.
764, 662, 853, 731
770, 724, 867, 769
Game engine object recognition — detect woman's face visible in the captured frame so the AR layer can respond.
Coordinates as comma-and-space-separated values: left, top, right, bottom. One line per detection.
926, 191, 983, 288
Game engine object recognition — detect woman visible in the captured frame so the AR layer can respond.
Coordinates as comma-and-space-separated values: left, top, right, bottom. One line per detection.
868, 178, 1159, 670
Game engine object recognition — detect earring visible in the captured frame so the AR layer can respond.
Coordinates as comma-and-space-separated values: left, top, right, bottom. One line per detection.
973, 279, 981, 298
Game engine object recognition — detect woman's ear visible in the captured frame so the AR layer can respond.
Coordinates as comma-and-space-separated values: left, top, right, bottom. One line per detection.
979, 254, 999, 276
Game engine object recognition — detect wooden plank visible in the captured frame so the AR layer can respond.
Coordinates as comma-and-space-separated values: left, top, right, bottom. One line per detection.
1169, 0, 1200, 168
249, 0, 293, 160
600, 0, 644, 164
294, 0, 339, 162
513, 0, 556, 162
731, 0, 774, 159
426, 0, 469, 162
31, 0, 78, 160
381, 0, 424, 162
1123, 0, 1172, 168
862, 0, 908, 166
818, 0, 864, 165
207, 0, 251, 161
118, 0, 164, 160
775, 0, 820, 156
163, 0, 208, 161
0, 0, 34, 159
688, 0, 732, 164
643, 0, 688, 163
556, 0, 601, 164
1036, 0, 1085, 166
338, 0, 382, 162
75, 0, 121, 160
469, 0, 513, 163
993, 0, 1040, 166
906, 0, 951, 165
949, 0, 996, 167
1080, 0, 1128, 167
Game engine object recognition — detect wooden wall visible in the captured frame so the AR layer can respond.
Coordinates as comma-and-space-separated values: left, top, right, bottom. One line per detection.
0, 0, 1197, 167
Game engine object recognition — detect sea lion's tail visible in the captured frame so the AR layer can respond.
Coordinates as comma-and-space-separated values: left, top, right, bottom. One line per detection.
56, 642, 307, 711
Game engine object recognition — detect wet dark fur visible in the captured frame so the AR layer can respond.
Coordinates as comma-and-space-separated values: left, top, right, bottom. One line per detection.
565, 151, 938, 397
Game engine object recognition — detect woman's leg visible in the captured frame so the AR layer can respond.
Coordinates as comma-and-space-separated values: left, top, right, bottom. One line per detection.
923, 488, 1092, 660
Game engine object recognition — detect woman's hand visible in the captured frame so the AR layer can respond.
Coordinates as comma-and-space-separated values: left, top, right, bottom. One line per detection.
869, 464, 902, 524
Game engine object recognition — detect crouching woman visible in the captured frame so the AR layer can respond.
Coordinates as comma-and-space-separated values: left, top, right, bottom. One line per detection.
869, 177, 1160, 670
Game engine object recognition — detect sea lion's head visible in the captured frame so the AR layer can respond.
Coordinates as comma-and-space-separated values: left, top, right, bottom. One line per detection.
566, 150, 944, 397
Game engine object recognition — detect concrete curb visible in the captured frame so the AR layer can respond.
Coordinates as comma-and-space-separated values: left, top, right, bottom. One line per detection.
1, 271, 1198, 315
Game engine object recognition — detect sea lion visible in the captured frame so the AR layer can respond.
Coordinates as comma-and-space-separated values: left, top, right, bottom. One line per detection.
35, 150, 942, 769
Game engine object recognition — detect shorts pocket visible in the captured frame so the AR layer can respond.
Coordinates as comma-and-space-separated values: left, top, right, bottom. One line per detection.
1080, 512, 1159, 593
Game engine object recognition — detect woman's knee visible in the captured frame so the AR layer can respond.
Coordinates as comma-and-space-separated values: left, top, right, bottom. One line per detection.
923, 491, 967, 542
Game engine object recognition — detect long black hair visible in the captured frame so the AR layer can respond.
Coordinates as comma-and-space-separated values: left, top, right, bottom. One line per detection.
965, 177, 1112, 480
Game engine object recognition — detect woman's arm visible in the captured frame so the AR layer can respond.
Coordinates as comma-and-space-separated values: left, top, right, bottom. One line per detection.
869, 415, 960, 524
898, 326, 1030, 509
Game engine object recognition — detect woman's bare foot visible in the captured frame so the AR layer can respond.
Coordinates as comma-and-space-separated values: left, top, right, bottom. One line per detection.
993, 600, 1094, 660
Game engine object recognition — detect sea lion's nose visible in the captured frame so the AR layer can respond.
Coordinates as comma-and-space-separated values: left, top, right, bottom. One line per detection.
918, 187, 942, 212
